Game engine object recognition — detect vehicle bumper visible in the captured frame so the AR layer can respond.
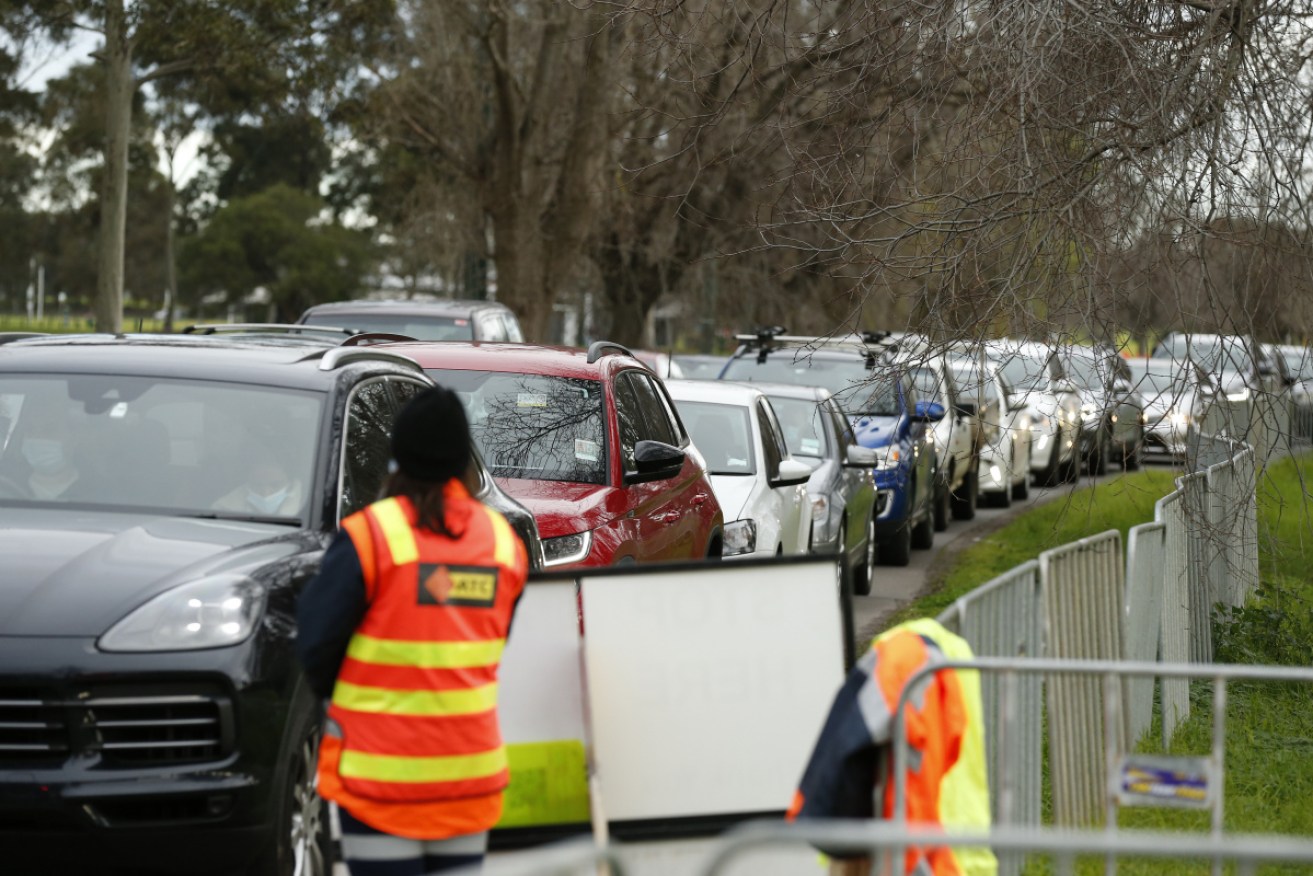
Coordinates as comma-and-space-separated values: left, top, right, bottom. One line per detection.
978, 457, 1012, 494
0, 635, 292, 875
1144, 419, 1189, 456
872, 482, 909, 539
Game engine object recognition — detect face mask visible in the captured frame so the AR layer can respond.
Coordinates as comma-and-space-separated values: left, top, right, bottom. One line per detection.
246, 485, 290, 515
22, 438, 66, 475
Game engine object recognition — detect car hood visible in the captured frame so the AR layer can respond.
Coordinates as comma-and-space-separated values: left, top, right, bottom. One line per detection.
0, 508, 308, 637
708, 474, 757, 522
850, 415, 903, 449
494, 478, 618, 540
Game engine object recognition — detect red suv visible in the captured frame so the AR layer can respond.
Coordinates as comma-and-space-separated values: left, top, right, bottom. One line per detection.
396, 340, 724, 567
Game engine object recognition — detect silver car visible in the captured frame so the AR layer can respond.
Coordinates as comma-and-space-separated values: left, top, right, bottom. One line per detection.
1127, 358, 1221, 458
756, 383, 878, 597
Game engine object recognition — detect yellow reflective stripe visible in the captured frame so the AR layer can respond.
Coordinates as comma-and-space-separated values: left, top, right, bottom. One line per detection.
339, 747, 507, 784
346, 633, 506, 669
332, 680, 499, 716
483, 507, 518, 569
372, 498, 418, 566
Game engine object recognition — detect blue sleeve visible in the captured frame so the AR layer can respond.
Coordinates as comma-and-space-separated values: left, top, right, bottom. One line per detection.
793, 661, 886, 824
296, 530, 367, 700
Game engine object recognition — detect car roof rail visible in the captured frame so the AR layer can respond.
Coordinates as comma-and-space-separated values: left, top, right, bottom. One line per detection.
586, 340, 637, 364
732, 326, 899, 367
0, 331, 49, 345
182, 323, 356, 338
339, 332, 417, 346
312, 346, 425, 373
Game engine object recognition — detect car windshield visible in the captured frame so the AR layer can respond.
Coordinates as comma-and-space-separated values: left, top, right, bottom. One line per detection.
1281, 349, 1313, 381
1155, 335, 1253, 375
0, 375, 321, 521
672, 355, 728, 380
302, 312, 475, 341
429, 370, 606, 484
678, 401, 756, 475
909, 366, 948, 406
767, 396, 829, 462
993, 353, 1049, 391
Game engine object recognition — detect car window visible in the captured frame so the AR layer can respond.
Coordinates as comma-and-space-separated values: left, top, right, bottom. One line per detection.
302, 312, 476, 341
676, 400, 755, 475
769, 396, 829, 462
757, 400, 785, 479
910, 365, 949, 407
827, 401, 853, 447
0, 374, 323, 521
502, 312, 525, 343
429, 369, 607, 485
624, 372, 680, 446
477, 313, 506, 342
340, 379, 396, 519
612, 375, 643, 475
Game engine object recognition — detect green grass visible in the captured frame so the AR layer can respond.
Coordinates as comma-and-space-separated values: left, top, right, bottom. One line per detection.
0, 315, 167, 333
890, 468, 1179, 625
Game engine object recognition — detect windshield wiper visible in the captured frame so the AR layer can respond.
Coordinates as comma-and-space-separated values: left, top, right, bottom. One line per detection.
184, 511, 301, 526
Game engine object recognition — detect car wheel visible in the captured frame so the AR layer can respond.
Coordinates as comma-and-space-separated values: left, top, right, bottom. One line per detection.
878, 520, 912, 567
853, 513, 876, 596
1012, 465, 1030, 500
911, 508, 934, 550
951, 466, 977, 521
1041, 427, 1066, 486
259, 701, 331, 876
1123, 431, 1144, 471
933, 477, 950, 532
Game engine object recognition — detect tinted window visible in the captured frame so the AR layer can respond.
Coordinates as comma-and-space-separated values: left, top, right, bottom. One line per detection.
430, 370, 606, 485
625, 373, 680, 446
832, 378, 901, 417
302, 312, 475, 341
0, 375, 321, 521
769, 396, 830, 462
340, 380, 395, 519
678, 401, 755, 475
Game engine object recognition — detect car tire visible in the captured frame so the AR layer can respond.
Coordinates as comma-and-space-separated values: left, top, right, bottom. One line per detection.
853, 513, 876, 596
911, 508, 934, 550
951, 466, 977, 521
878, 520, 912, 567
1041, 427, 1066, 487
1123, 431, 1144, 471
933, 478, 950, 532
258, 696, 331, 876
1012, 466, 1030, 500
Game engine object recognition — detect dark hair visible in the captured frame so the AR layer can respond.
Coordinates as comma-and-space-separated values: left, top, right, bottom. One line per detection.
382, 464, 479, 538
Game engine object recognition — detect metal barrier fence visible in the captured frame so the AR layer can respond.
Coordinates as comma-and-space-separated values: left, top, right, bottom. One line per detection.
1039, 533, 1126, 828
1121, 522, 1165, 746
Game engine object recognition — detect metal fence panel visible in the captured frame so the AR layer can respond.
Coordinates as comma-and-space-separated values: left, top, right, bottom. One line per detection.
1180, 471, 1214, 663
1122, 523, 1165, 745
937, 560, 1044, 848
1040, 531, 1125, 827
1155, 489, 1192, 743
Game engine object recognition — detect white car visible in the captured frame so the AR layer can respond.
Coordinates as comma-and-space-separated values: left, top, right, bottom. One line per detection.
984, 340, 1082, 486
949, 357, 1033, 506
666, 380, 812, 558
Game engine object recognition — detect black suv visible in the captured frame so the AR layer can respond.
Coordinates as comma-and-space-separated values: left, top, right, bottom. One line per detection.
298, 299, 525, 343
0, 335, 541, 875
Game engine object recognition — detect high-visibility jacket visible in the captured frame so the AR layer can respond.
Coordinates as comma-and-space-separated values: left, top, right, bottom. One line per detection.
788, 619, 996, 876
316, 487, 528, 805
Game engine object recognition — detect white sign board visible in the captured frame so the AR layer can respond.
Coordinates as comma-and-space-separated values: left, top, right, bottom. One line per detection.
498, 580, 586, 744
579, 558, 845, 821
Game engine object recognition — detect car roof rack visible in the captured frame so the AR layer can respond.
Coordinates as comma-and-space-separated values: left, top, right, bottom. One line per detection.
182, 323, 356, 338
732, 326, 897, 367
311, 346, 425, 373
0, 331, 48, 345
586, 340, 637, 364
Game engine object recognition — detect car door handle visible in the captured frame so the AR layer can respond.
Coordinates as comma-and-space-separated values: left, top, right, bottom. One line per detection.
691, 493, 709, 506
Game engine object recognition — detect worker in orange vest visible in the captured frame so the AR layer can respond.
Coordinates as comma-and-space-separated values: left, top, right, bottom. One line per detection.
788, 619, 995, 876
297, 386, 529, 875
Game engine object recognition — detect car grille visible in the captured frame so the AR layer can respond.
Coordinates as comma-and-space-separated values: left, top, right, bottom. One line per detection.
0, 689, 231, 767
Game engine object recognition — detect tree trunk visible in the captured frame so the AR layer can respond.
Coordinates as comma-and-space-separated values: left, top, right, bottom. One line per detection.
489, 202, 550, 341
162, 172, 177, 333
95, 0, 133, 334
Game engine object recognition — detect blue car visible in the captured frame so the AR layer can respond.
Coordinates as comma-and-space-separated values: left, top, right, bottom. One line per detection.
718, 329, 944, 567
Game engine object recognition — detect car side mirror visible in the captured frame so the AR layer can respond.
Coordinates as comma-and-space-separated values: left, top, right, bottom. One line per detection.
625, 440, 685, 484
844, 445, 878, 468
913, 400, 946, 422
770, 457, 812, 488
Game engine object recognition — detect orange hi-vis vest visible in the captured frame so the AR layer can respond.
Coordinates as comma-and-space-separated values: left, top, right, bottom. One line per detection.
317, 485, 528, 805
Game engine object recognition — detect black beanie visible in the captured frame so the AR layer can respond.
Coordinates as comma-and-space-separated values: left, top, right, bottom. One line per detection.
391, 386, 472, 482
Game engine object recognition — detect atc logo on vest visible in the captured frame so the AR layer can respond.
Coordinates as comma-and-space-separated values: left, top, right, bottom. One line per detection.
418, 564, 500, 608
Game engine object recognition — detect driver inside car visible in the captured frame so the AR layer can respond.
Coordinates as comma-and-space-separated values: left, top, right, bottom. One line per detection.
212, 447, 304, 517
2, 400, 85, 501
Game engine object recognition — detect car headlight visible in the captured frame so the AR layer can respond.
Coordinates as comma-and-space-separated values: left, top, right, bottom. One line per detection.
723, 519, 758, 556
542, 531, 592, 567
1226, 387, 1251, 402
99, 575, 265, 652
1080, 402, 1098, 418
874, 445, 901, 471
811, 494, 829, 522
1169, 407, 1191, 426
